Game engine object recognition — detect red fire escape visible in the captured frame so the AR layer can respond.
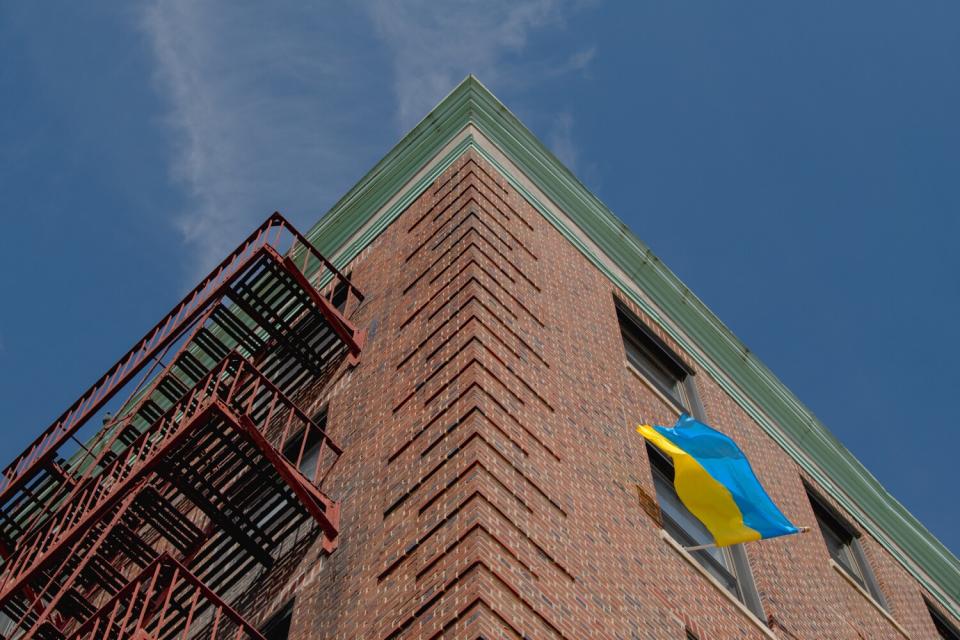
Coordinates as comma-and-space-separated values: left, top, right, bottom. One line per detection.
0, 213, 364, 640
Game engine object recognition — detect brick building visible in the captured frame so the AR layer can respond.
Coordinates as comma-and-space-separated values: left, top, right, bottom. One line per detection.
1, 77, 957, 639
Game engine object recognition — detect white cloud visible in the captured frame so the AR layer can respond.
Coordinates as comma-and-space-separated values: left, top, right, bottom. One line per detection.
141, 1, 380, 276
142, 0, 597, 277
548, 111, 577, 170
558, 45, 597, 75
364, 0, 594, 131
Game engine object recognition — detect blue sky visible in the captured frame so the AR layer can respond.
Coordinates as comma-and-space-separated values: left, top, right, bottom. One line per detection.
1, 2, 958, 555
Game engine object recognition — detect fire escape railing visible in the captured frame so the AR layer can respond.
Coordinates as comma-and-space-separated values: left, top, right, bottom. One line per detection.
0, 213, 360, 534
0, 212, 362, 552
0, 214, 361, 640
70, 554, 266, 640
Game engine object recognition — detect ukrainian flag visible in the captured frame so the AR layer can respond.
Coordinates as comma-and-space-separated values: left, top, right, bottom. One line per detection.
638, 414, 798, 547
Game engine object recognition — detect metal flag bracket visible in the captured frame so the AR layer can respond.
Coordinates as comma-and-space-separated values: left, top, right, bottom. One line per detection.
684, 526, 811, 552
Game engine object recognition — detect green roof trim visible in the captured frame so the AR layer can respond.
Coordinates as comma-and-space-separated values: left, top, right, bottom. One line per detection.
304, 76, 960, 613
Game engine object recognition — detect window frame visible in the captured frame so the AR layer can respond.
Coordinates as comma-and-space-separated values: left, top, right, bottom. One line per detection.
617, 307, 696, 414
618, 302, 764, 619
260, 601, 294, 640
281, 407, 328, 485
330, 272, 352, 313
807, 487, 887, 608
648, 445, 741, 594
928, 600, 960, 640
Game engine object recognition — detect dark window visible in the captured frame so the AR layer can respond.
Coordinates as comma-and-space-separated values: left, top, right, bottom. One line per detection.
330, 274, 351, 312
617, 308, 693, 411
929, 602, 960, 640
260, 602, 293, 640
650, 447, 741, 595
808, 490, 886, 606
282, 408, 327, 483
649, 445, 765, 618
619, 304, 764, 618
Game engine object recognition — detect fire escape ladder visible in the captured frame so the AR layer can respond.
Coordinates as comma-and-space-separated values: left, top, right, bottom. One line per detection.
16, 482, 146, 639
0, 213, 362, 555
70, 554, 267, 640
0, 214, 359, 640
0, 362, 344, 638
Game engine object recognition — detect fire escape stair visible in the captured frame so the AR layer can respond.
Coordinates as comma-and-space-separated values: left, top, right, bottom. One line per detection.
0, 214, 359, 640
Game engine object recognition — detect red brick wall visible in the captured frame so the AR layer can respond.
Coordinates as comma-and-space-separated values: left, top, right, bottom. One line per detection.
274, 151, 956, 639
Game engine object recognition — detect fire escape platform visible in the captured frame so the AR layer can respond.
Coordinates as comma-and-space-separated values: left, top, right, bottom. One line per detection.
0, 214, 360, 640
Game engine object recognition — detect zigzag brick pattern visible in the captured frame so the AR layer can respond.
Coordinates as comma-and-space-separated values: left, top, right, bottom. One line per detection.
283, 149, 947, 639
377, 152, 574, 640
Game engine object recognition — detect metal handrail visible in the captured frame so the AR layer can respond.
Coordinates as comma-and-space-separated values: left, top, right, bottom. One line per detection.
0, 352, 342, 605
0, 213, 359, 514
69, 553, 267, 640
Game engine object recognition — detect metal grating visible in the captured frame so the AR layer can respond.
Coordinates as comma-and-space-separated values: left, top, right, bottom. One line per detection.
0, 214, 360, 639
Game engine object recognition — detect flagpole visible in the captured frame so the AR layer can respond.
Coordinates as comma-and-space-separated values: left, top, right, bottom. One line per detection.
684, 527, 810, 552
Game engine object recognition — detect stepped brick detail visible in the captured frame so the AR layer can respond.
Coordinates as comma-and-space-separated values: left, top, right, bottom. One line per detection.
289, 146, 958, 639
379, 154, 568, 640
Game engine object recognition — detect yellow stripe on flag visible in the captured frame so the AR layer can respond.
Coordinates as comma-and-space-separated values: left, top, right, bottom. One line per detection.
638, 425, 761, 547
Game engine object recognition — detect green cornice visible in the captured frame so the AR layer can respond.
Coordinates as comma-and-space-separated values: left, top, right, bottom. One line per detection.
304, 76, 960, 614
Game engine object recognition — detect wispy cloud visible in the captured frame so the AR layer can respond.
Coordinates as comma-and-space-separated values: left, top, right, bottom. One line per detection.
141, 1, 382, 276
554, 45, 597, 76
548, 111, 578, 170
142, 0, 597, 277
364, 0, 596, 132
